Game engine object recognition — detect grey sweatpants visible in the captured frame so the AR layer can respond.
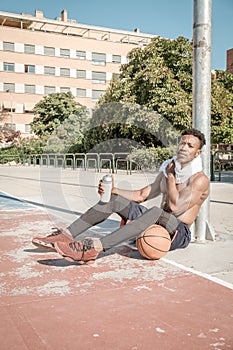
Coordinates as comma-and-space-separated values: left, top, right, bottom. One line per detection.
67, 194, 180, 250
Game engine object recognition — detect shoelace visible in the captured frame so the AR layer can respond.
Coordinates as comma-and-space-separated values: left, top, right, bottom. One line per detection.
68, 241, 84, 252
68, 239, 94, 252
48, 228, 63, 237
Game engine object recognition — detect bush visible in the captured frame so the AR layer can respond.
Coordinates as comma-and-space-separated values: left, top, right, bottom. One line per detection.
130, 146, 175, 170
0, 145, 21, 164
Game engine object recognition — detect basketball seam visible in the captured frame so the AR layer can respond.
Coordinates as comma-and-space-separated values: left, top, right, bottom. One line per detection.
136, 239, 151, 259
136, 226, 171, 259
139, 237, 169, 253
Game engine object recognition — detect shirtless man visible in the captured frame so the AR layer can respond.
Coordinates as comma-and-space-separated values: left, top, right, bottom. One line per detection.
32, 128, 210, 263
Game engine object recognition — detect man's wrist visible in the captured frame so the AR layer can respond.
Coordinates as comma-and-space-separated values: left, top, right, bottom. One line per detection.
167, 173, 176, 188
112, 187, 118, 195
167, 173, 175, 179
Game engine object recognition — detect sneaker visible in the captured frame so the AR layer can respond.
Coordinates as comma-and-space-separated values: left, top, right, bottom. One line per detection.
32, 228, 73, 250
54, 238, 101, 263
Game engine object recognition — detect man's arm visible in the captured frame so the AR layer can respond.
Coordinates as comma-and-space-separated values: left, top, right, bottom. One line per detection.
99, 173, 163, 203
166, 169, 209, 216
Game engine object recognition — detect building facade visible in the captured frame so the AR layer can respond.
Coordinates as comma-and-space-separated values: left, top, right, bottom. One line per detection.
0, 9, 155, 136
226, 48, 233, 74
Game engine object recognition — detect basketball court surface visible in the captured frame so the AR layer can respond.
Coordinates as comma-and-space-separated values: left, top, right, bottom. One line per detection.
1, 191, 233, 350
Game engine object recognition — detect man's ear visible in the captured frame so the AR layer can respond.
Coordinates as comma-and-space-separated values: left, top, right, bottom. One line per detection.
195, 149, 201, 157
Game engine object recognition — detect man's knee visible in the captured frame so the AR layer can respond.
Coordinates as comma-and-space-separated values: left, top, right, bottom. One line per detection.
156, 210, 179, 234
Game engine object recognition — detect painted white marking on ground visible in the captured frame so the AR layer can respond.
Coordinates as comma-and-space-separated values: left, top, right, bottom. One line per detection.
162, 258, 233, 290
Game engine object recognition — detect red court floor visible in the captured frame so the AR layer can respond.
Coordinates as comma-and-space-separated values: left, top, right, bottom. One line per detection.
1, 195, 233, 349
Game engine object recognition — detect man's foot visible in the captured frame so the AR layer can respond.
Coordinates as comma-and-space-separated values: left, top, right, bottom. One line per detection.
32, 228, 73, 250
54, 238, 102, 263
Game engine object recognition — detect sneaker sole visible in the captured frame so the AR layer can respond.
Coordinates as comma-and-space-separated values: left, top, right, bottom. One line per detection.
63, 256, 95, 265
54, 243, 95, 264
54, 243, 79, 262
32, 240, 56, 251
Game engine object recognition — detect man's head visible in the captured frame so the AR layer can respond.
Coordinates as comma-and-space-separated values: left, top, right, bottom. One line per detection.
181, 128, 206, 149
176, 128, 206, 165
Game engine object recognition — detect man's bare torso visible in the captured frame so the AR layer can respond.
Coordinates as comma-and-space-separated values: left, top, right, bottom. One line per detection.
159, 172, 209, 226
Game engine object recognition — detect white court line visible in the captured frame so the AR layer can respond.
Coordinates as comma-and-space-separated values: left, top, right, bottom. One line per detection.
162, 257, 233, 291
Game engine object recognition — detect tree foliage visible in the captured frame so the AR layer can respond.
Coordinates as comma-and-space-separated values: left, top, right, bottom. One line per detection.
98, 36, 233, 145
101, 36, 193, 131
0, 125, 21, 144
83, 102, 179, 154
31, 92, 89, 153
31, 92, 86, 137
211, 71, 233, 144
11, 37, 232, 159
44, 112, 88, 153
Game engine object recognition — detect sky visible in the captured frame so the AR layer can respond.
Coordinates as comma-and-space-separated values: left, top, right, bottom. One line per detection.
1, 0, 232, 70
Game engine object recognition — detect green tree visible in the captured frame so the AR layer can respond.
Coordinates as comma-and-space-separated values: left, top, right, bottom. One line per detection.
83, 102, 179, 154
99, 36, 233, 145
0, 125, 21, 144
101, 36, 193, 131
31, 92, 86, 137
45, 112, 88, 153
211, 71, 233, 144
31, 92, 89, 153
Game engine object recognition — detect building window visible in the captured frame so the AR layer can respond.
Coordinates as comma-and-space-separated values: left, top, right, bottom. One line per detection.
3, 62, 15, 72
92, 71, 106, 84
44, 66, 55, 76
92, 52, 106, 66
76, 88, 86, 97
24, 44, 35, 54
25, 65, 35, 74
24, 103, 34, 112
44, 46, 55, 56
25, 85, 36, 94
60, 68, 70, 77
5, 123, 16, 130
76, 50, 86, 60
44, 86, 56, 94
60, 49, 70, 58
25, 124, 31, 133
92, 89, 105, 100
112, 55, 121, 64
3, 41, 14, 51
60, 87, 70, 93
3, 83, 15, 92
76, 70, 86, 79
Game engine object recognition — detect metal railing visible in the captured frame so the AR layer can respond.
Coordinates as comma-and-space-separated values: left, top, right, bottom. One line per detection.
0, 152, 136, 174
211, 150, 233, 181
2, 150, 232, 179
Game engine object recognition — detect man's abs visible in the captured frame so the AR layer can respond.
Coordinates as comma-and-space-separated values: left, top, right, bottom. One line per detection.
176, 205, 201, 226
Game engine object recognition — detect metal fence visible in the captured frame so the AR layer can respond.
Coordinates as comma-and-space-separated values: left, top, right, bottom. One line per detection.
211, 150, 233, 181
0, 152, 136, 175
1, 150, 233, 180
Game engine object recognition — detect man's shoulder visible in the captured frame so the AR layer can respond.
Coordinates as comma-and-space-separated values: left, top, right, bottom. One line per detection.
190, 171, 210, 189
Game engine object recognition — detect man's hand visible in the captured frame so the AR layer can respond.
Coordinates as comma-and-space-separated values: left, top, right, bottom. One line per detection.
98, 175, 114, 195
166, 160, 175, 176
98, 179, 104, 196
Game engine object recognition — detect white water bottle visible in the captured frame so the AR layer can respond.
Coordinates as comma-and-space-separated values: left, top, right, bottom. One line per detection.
101, 175, 112, 203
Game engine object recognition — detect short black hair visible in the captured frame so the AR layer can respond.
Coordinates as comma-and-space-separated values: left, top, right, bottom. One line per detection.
181, 128, 206, 149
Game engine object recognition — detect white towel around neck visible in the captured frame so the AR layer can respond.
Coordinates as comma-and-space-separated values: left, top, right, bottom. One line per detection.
159, 155, 203, 184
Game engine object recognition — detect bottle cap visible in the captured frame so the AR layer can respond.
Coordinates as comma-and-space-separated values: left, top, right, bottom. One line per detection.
103, 175, 112, 182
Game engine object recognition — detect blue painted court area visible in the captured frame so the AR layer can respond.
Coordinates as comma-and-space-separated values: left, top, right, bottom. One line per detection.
0, 192, 34, 210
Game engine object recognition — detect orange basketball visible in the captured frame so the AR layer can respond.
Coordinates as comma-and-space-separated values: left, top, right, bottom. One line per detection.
136, 224, 171, 260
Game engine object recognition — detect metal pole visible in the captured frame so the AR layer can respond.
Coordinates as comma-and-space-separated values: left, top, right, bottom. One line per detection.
193, 0, 214, 241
